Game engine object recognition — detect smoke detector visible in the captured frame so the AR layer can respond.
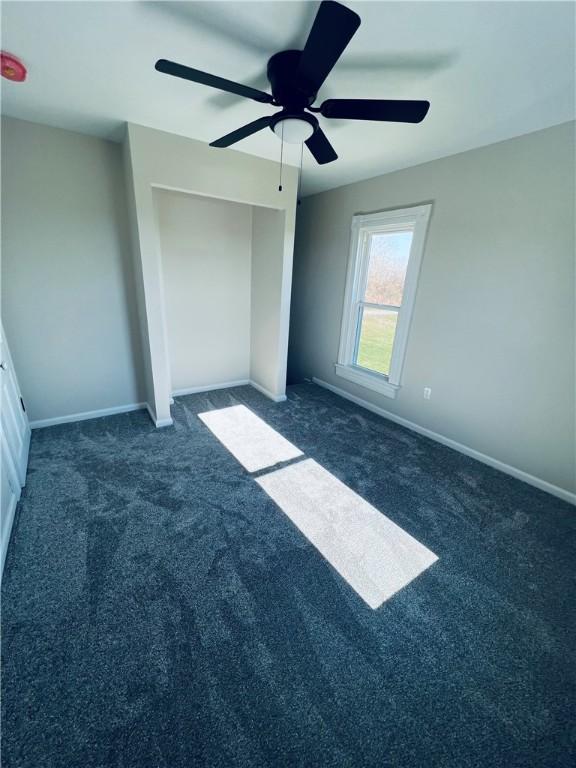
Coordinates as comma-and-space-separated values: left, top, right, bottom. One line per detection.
1, 52, 27, 82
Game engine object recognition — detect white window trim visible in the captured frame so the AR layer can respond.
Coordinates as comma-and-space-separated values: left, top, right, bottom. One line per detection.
336, 204, 432, 399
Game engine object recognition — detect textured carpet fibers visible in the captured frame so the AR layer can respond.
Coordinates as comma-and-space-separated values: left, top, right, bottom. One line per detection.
2, 383, 575, 767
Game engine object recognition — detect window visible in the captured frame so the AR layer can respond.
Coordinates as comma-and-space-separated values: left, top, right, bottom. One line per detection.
336, 204, 431, 398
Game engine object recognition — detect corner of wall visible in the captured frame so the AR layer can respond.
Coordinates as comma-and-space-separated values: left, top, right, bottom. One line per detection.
122, 129, 157, 418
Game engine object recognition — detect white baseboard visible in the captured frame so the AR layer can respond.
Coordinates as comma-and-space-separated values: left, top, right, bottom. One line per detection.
172, 378, 287, 403
30, 402, 147, 429
28, 376, 286, 431
249, 380, 287, 403
145, 403, 173, 428
172, 379, 250, 398
312, 377, 575, 506
155, 418, 174, 427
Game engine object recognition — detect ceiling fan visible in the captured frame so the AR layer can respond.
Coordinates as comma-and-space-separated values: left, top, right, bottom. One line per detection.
155, 0, 430, 165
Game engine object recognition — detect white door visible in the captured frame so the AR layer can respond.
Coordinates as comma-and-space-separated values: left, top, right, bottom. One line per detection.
1, 324, 31, 577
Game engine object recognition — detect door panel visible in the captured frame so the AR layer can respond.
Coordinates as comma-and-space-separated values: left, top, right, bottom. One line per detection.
1, 324, 31, 577
1, 434, 20, 575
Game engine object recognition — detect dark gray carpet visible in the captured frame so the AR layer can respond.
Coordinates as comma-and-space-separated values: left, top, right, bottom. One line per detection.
2, 383, 575, 767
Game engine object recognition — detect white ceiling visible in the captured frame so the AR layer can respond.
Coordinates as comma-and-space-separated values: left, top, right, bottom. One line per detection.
1, 1, 574, 196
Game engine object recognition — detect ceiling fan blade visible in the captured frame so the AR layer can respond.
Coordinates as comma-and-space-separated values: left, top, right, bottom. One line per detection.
155, 59, 274, 104
297, 1, 361, 94
319, 99, 430, 123
305, 128, 338, 165
210, 116, 273, 148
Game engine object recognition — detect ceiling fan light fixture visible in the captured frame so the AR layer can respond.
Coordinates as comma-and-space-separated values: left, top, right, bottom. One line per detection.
273, 118, 315, 143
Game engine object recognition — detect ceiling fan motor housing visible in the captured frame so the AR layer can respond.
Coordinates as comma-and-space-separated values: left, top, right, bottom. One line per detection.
267, 50, 317, 109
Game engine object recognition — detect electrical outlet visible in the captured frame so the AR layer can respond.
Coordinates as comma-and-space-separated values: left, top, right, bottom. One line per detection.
423, 387, 432, 400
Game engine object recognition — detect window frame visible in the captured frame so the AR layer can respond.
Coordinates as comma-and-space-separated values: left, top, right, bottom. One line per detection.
336, 204, 432, 399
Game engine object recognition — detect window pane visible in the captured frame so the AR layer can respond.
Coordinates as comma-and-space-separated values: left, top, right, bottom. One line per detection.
364, 231, 413, 306
355, 307, 398, 376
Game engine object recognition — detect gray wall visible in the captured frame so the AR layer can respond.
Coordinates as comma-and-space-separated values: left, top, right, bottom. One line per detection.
155, 189, 252, 392
1, 117, 144, 422
289, 121, 575, 494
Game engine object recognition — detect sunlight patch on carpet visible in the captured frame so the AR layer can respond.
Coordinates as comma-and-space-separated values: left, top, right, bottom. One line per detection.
198, 405, 302, 473
256, 459, 438, 609
199, 406, 438, 608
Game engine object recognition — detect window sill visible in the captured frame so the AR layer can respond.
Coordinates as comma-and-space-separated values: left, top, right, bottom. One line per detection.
334, 364, 399, 399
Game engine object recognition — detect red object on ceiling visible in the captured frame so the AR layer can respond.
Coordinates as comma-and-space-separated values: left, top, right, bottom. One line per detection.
1, 52, 27, 82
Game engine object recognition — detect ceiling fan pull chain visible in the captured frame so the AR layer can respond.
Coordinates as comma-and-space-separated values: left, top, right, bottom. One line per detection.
297, 142, 303, 205
278, 121, 284, 192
